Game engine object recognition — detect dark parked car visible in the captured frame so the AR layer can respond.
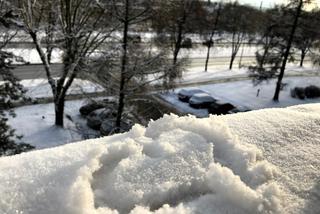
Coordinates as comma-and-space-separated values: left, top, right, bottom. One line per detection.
208, 101, 250, 115
79, 102, 105, 116
189, 93, 217, 108
86, 108, 115, 130
178, 88, 205, 102
228, 106, 251, 114
100, 119, 132, 136
208, 101, 236, 115
181, 38, 192, 48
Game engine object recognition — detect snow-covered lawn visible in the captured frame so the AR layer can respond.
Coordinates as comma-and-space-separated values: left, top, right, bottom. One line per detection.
180, 64, 319, 85
180, 67, 248, 84
5, 48, 63, 64
20, 78, 104, 99
0, 104, 319, 213
181, 44, 258, 58
161, 76, 320, 117
8, 100, 98, 149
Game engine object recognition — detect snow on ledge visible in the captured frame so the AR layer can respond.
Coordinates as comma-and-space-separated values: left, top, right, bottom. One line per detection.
1, 104, 320, 214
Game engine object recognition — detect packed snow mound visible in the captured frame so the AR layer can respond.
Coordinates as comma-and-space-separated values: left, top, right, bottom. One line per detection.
1, 104, 320, 214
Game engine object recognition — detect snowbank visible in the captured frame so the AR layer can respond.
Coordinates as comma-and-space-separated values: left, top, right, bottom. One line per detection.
1, 104, 320, 214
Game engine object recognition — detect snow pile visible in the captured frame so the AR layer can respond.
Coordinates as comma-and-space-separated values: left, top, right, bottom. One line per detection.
1, 104, 320, 213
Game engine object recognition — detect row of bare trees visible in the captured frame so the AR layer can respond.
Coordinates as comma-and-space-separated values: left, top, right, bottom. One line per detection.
2, 0, 320, 130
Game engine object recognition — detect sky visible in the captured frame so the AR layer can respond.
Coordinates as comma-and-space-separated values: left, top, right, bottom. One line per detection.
222, 0, 320, 9
238, 0, 282, 8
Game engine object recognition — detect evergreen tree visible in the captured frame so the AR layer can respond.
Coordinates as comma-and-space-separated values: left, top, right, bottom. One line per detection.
249, 7, 286, 85
250, 0, 309, 101
0, 51, 34, 156
0, 6, 34, 155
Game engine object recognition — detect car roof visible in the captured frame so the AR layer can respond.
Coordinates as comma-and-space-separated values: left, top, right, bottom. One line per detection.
192, 93, 211, 98
180, 88, 202, 92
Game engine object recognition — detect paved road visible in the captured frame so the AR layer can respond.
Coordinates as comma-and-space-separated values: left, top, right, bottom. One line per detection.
10, 56, 312, 80
11, 64, 63, 80
11, 57, 255, 80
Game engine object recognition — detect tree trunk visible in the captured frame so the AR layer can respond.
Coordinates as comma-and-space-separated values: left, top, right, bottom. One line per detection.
170, 10, 187, 84
260, 38, 270, 69
171, 25, 183, 80
238, 45, 245, 68
300, 50, 306, 67
204, 43, 211, 72
229, 54, 236, 70
116, 0, 129, 131
273, 0, 303, 101
116, 78, 125, 130
229, 31, 241, 70
47, 47, 53, 64
204, 4, 221, 72
55, 97, 65, 127
172, 42, 180, 66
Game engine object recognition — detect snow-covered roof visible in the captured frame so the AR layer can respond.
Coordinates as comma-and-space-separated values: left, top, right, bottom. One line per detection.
0, 104, 320, 214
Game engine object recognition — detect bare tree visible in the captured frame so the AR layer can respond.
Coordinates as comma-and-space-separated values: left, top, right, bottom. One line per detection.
293, 9, 319, 67
18, 0, 116, 126
204, 2, 222, 72
152, 0, 203, 85
220, 2, 259, 70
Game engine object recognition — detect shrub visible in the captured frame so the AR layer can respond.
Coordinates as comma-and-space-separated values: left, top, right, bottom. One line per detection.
305, 85, 320, 98
290, 87, 305, 99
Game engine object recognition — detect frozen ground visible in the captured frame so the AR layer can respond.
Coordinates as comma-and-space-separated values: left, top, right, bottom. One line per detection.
19, 78, 104, 99
7, 100, 99, 149
161, 76, 320, 117
0, 104, 320, 213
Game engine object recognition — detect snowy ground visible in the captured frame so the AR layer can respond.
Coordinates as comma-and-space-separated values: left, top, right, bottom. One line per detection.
19, 78, 105, 99
8, 100, 99, 149
0, 104, 319, 214
161, 76, 320, 117
5, 48, 63, 64
6, 45, 257, 64
180, 64, 319, 85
